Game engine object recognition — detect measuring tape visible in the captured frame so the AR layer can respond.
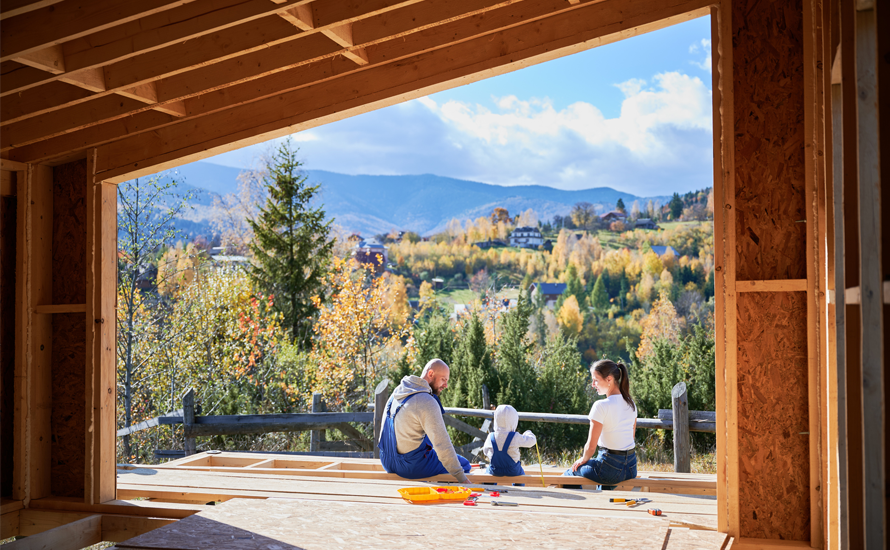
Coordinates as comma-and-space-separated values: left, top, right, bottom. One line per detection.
534, 440, 546, 487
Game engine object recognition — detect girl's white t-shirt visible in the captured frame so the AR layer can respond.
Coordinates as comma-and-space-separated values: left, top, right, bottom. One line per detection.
588, 394, 637, 451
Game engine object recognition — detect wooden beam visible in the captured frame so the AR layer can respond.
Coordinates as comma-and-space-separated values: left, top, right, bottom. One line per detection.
1, 509, 21, 538
0, 0, 195, 63
4, 514, 101, 550
78, 0, 710, 180
803, 0, 826, 544
58, 67, 106, 93
27, 495, 202, 519
1, 0, 518, 140
0, 159, 27, 171
735, 279, 808, 292
0, 0, 316, 97
711, 0, 736, 537
853, 4, 885, 546
84, 149, 117, 504
0, 0, 64, 21
12, 44, 65, 73
13, 163, 53, 504
0, 169, 14, 196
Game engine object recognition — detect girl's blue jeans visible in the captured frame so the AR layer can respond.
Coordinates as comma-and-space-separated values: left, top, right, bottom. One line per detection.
562, 448, 637, 490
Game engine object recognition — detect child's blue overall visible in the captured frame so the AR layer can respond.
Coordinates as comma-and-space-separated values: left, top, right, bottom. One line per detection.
486, 431, 525, 477
378, 392, 470, 479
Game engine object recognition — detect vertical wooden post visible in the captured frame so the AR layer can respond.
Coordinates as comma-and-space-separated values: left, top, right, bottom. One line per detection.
182, 388, 195, 456
854, 4, 884, 546
830, 45, 851, 550
373, 379, 390, 459
672, 382, 690, 474
309, 392, 326, 452
481, 384, 490, 411
85, 149, 117, 503
13, 163, 53, 505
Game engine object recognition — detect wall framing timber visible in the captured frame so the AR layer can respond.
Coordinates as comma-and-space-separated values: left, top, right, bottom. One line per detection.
2, 0, 886, 547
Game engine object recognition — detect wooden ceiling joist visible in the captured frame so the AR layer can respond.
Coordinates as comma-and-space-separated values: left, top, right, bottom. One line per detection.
91, 0, 710, 182
1, 0, 523, 151
0, 0, 312, 97
0, 0, 64, 22
3, 0, 706, 168
0, 0, 197, 62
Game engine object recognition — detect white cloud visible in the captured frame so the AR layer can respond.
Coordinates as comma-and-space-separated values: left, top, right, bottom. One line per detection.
205, 70, 714, 196
690, 39, 711, 73
411, 71, 713, 194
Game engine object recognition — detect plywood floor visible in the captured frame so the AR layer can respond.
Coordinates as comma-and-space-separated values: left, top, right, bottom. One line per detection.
113, 452, 728, 549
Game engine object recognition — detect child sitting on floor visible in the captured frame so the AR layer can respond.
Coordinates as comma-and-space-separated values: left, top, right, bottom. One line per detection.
482, 404, 537, 477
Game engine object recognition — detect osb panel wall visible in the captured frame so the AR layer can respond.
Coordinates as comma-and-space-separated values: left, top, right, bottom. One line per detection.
733, 0, 807, 281
737, 292, 810, 540
1, 196, 16, 497
51, 160, 86, 497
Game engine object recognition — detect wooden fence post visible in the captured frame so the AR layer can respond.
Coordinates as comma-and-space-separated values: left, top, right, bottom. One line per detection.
672, 382, 690, 473
373, 379, 390, 459
309, 393, 326, 452
182, 388, 196, 456
481, 384, 490, 411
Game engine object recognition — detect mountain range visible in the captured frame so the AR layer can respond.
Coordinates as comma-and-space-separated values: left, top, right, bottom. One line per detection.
149, 161, 671, 239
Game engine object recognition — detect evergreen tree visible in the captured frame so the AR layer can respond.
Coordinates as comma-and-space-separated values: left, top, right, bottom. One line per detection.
495, 293, 536, 412
248, 139, 334, 346
591, 273, 610, 313
704, 270, 715, 300
619, 277, 630, 310
532, 332, 589, 449
669, 192, 683, 220
413, 313, 456, 370
448, 312, 496, 409
616, 198, 627, 214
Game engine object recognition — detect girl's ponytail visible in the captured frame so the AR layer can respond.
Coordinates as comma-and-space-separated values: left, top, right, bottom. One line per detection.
592, 359, 636, 411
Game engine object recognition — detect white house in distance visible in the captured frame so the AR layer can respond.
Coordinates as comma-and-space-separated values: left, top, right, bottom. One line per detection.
528, 282, 567, 308
509, 226, 544, 248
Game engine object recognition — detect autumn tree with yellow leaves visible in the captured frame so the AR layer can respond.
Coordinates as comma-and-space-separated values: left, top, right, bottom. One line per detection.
310, 258, 414, 408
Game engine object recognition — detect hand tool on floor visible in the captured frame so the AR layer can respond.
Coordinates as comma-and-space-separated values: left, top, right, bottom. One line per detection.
491, 501, 518, 506
648, 508, 662, 516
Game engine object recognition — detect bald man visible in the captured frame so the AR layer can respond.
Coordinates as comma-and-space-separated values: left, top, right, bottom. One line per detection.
377, 359, 471, 483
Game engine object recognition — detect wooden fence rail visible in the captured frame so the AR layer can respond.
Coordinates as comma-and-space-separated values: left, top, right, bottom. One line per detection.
121, 381, 714, 471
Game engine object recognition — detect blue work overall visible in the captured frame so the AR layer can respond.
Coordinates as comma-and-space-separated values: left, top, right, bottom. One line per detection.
378, 392, 470, 479
486, 431, 525, 477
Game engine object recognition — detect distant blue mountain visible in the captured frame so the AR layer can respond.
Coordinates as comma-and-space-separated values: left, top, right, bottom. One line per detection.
150, 161, 670, 238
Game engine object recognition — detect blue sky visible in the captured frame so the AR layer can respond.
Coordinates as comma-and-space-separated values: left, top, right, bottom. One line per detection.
206, 16, 713, 197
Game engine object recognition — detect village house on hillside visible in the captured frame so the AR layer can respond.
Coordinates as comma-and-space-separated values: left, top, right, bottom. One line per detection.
600, 211, 627, 223
353, 238, 388, 272
529, 282, 567, 308
509, 226, 544, 248
634, 218, 659, 230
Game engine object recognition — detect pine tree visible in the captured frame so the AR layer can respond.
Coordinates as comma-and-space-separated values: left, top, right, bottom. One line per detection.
669, 192, 683, 220
532, 332, 589, 449
591, 273, 610, 313
495, 293, 536, 412
248, 139, 334, 346
448, 312, 495, 409
616, 198, 626, 214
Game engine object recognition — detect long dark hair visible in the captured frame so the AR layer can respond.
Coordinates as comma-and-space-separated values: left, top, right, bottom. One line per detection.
592, 359, 635, 411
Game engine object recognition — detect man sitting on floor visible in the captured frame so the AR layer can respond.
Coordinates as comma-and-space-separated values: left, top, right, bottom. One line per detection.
378, 359, 471, 483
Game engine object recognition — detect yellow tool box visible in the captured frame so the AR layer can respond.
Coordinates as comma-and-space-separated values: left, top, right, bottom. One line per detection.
398, 486, 472, 504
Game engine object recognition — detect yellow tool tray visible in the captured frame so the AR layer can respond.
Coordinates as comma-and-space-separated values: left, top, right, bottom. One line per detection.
398, 486, 471, 504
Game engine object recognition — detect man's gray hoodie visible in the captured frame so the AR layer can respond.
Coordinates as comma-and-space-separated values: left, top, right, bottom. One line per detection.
387, 375, 469, 484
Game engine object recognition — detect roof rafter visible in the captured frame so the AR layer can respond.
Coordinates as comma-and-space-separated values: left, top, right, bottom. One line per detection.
1, 0, 197, 62
88, 0, 710, 182
0, 0, 519, 145
0, 0, 431, 133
